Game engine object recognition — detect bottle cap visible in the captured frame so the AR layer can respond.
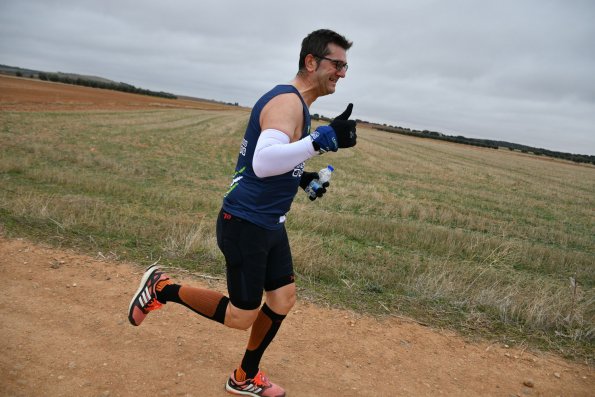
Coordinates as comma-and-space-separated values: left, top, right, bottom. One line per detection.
327, 165, 334, 171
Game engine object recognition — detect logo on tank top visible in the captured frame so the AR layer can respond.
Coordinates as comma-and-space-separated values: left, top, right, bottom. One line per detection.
292, 162, 304, 178
240, 138, 248, 156
224, 166, 246, 197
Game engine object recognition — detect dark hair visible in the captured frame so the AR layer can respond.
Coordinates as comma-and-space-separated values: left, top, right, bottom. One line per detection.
298, 29, 353, 71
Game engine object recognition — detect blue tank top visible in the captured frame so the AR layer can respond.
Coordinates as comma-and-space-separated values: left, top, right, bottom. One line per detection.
222, 85, 311, 230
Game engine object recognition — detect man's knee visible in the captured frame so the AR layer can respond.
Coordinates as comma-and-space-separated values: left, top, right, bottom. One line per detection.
283, 289, 297, 310
266, 283, 297, 315
224, 304, 259, 330
273, 295, 296, 315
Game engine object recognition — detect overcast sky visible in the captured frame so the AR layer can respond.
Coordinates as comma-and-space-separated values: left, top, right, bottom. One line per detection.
1, 0, 594, 155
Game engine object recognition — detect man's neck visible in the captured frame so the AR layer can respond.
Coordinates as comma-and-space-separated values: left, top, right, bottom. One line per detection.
290, 74, 319, 107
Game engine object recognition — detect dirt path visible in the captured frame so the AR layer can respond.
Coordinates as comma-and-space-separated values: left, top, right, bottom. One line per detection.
0, 237, 592, 397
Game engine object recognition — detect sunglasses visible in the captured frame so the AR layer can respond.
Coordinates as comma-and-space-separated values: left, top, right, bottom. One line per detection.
314, 55, 348, 72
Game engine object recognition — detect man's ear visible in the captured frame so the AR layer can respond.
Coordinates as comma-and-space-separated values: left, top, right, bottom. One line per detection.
304, 54, 319, 72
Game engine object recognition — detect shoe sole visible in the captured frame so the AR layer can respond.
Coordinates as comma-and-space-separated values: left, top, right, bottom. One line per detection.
127, 262, 161, 326
225, 378, 286, 397
225, 380, 257, 396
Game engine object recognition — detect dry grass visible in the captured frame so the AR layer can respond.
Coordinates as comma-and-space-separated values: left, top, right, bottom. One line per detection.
1, 107, 593, 360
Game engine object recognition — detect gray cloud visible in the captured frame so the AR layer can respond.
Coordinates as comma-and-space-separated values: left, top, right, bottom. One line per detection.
1, 0, 594, 154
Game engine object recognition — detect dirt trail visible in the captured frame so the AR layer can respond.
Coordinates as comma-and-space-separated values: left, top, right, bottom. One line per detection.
0, 237, 592, 397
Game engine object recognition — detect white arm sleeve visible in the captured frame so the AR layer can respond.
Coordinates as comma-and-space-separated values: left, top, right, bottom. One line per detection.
253, 129, 317, 178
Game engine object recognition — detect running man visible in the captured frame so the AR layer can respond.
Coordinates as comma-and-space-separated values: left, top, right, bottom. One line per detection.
128, 29, 357, 397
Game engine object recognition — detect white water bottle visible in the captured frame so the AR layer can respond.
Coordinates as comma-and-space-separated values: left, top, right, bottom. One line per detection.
305, 165, 334, 199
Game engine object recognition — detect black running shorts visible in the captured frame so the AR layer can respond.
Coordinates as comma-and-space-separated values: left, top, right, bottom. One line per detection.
216, 209, 295, 310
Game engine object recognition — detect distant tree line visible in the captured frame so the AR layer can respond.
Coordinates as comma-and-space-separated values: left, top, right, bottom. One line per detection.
312, 113, 331, 122
375, 125, 595, 165
37, 72, 177, 99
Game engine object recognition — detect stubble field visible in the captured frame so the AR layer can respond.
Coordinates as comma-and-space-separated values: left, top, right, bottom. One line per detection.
0, 75, 593, 396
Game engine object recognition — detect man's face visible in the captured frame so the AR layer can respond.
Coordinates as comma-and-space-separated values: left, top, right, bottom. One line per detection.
314, 43, 348, 96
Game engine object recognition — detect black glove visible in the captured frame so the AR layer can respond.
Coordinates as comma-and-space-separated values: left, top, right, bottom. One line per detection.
299, 171, 330, 201
329, 103, 357, 148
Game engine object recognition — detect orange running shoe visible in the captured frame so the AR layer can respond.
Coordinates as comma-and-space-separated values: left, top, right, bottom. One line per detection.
128, 264, 170, 326
225, 370, 285, 397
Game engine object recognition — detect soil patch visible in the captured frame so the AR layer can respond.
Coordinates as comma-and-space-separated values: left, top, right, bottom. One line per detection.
0, 237, 592, 396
